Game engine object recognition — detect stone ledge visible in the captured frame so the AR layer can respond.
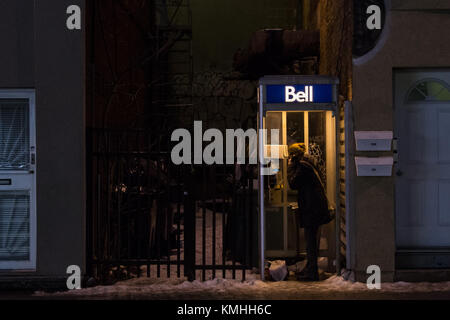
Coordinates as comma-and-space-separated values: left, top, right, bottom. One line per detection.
0, 276, 69, 292
395, 269, 450, 283
392, 0, 450, 11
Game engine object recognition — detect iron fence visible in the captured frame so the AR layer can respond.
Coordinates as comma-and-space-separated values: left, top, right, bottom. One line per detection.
87, 128, 257, 283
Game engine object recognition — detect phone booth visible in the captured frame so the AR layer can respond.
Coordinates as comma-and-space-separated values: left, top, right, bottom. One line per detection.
258, 76, 340, 279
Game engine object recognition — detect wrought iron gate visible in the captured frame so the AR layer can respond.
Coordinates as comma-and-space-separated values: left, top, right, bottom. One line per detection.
87, 128, 257, 283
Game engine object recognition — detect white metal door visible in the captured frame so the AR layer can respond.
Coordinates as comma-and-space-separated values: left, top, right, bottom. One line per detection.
395, 70, 450, 249
0, 90, 36, 270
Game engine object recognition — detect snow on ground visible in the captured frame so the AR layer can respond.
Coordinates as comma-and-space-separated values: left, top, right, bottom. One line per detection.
34, 274, 450, 300
33, 207, 450, 299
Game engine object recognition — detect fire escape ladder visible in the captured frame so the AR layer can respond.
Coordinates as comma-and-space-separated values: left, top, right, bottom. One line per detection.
150, 0, 194, 134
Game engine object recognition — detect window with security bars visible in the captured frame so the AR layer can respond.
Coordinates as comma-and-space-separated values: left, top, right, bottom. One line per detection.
0, 99, 30, 171
0, 92, 34, 269
0, 191, 30, 261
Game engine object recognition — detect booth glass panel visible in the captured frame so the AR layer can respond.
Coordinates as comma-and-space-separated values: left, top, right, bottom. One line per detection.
264, 110, 335, 259
265, 112, 282, 145
286, 112, 305, 146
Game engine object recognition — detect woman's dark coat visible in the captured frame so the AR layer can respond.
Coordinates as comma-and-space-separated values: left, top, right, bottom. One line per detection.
287, 154, 332, 228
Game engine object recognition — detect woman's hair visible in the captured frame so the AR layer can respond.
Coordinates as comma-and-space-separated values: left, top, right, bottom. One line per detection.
288, 143, 306, 158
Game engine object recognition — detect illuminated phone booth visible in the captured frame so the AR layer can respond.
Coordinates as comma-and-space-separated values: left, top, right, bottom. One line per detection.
258, 76, 340, 279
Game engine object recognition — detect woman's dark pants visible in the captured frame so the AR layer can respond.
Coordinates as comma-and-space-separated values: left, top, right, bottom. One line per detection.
304, 225, 320, 272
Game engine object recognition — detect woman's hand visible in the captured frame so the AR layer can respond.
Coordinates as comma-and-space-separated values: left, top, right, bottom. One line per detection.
288, 155, 299, 166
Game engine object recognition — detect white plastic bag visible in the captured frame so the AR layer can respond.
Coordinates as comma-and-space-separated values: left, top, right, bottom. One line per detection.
268, 260, 288, 281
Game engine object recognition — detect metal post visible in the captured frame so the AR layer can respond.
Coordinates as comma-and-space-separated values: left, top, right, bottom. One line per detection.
335, 99, 341, 275
344, 101, 355, 272
184, 188, 196, 281
258, 85, 266, 280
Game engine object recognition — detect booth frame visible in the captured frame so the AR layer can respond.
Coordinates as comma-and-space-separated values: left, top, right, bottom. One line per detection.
258, 75, 341, 280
